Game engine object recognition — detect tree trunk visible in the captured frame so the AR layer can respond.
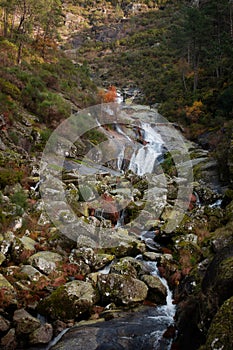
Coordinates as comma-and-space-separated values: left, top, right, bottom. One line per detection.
17, 40, 23, 65
230, 5, 233, 40
3, 9, 8, 37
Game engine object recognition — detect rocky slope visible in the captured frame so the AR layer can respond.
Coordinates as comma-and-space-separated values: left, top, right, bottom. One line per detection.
0, 1, 233, 350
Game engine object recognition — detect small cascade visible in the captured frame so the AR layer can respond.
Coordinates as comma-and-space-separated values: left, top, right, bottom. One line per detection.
145, 261, 176, 318
143, 260, 176, 349
114, 123, 131, 141
129, 144, 161, 175
140, 231, 161, 251
117, 146, 125, 171
94, 208, 105, 220
115, 209, 125, 228
129, 122, 165, 176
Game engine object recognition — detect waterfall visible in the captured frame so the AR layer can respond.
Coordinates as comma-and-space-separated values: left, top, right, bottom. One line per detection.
129, 145, 160, 175
129, 122, 164, 176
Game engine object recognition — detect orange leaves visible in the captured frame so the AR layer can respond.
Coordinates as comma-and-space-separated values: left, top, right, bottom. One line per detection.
185, 100, 204, 122
98, 85, 117, 103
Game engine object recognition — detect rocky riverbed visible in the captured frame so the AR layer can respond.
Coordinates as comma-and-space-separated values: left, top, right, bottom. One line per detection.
0, 104, 233, 349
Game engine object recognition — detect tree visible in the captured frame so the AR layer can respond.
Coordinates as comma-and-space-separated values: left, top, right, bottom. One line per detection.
99, 86, 117, 103
0, 0, 63, 63
0, 0, 17, 37
35, 0, 63, 57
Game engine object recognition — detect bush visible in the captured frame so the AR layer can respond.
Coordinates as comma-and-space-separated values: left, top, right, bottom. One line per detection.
10, 189, 28, 215
0, 168, 23, 189
0, 78, 21, 100
37, 92, 71, 124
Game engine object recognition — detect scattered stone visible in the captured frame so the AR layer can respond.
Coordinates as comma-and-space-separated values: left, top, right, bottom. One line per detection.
0, 315, 11, 332
28, 251, 63, 275
1, 328, 17, 349
0, 252, 6, 265
29, 323, 53, 344
0, 273, 15, 291
11, 236, 36, 262
13, 309, 40, 334
38, 280, 99, 320
97, 273, 148, 305
20, 265, 47, 282
141, 275, 167, 304
94, 254, 115, 270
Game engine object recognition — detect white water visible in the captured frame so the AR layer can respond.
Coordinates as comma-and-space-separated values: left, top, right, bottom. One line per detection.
129, 144, 161, 175
144, 260, 176, 349
128, 122, 164, 176
115, 123, 131, 141
146, 260, 176, 319
117, 145, 125, 170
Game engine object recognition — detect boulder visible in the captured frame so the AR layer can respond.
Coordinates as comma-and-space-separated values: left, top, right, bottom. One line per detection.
1, 328, 17, 349
97, 273, 148, 306
13, 309, 40, 334
0, 273, 16, 307
110, 257, 147, 278
141, 275, 167, 305
11, 236, 36, 263
49, 306, 174, 350
38, 280, 99, 320
29, 323, 53, 345
28, 251, 63, 275
200, 296, 233, 350
20, 265, 48, 282
0, 315, 10, 332
94, 253, 115, 271
202, 244, 233, 307
97, 228, 146, 257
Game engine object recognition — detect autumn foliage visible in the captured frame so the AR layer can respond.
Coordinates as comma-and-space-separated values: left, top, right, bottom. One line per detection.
98, 85, 117, 103
185, 100, 203, 122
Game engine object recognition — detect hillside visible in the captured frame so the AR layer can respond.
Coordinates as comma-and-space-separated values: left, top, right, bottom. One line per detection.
62, 0, 233, 181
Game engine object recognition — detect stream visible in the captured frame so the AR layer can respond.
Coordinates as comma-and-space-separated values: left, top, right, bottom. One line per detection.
38, 103, 180, 350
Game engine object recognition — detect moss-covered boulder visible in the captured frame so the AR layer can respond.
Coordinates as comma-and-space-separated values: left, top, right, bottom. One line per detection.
210, 220, 233, 253
110, 257, 145, 278
0, 273, 16, 307
202, 244, 233, 307
110, 259, 137, 278
38, 280, 99, 320
97, 228, 146, 257
199, 296, 233, 350
97, 273, 148, 306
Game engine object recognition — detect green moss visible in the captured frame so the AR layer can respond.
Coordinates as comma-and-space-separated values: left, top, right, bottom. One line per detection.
38, 285, 76, 319
201, 296, 233, 350
219, 257, 233, 280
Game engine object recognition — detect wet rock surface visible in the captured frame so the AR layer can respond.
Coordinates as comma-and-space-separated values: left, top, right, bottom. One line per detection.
51, 306, 174, 350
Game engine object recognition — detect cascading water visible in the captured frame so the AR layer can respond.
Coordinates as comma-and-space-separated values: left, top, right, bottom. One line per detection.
115, 122, 165, 176
132, 256, 176, 350
47, 104, 176, 350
